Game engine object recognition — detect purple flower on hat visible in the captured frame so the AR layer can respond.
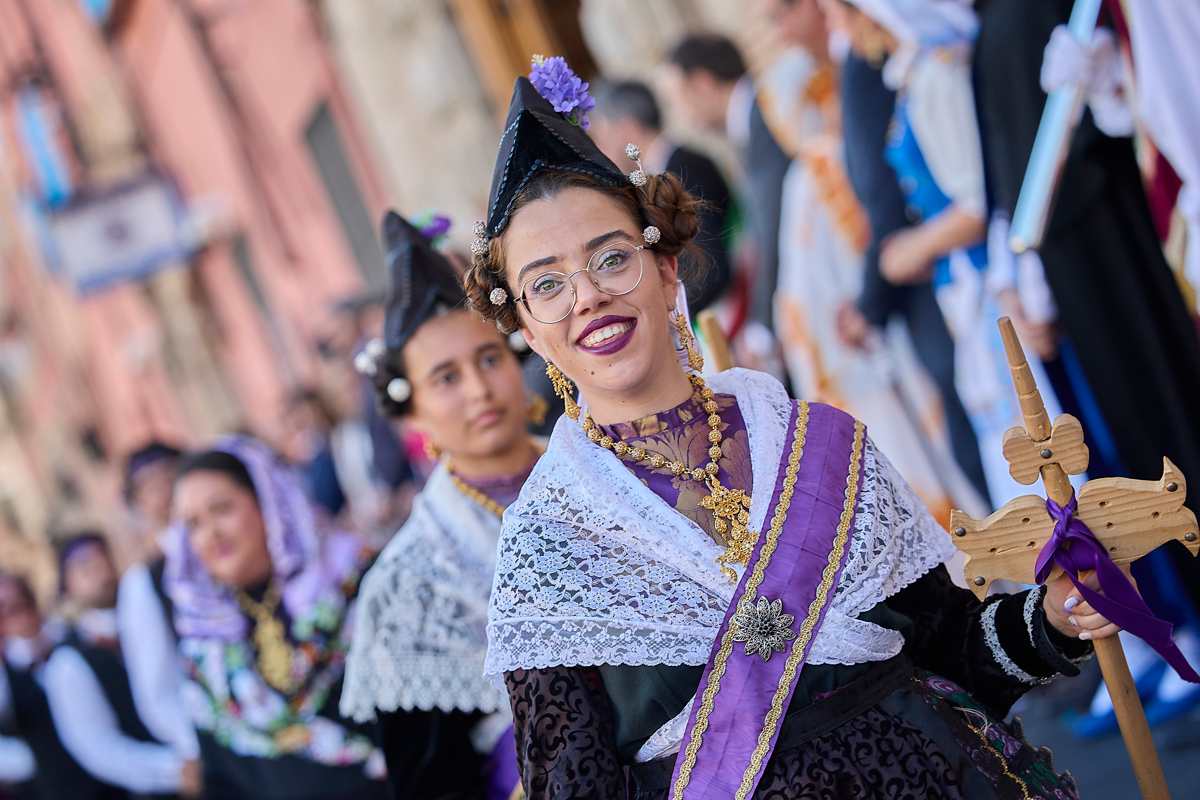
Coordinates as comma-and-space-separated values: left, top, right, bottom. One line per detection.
419, 214, 452, 243
410, 211, 452, 245
529, 55, 596, 129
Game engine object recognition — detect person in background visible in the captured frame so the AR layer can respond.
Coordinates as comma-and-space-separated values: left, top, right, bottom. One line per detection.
281, 388, 349, 518
0, 572, 84, 800
590, 79, 735, 314
817, 0, 989, 503
760, 0, 986, 525
167, 437, 385, 799
115, 443, 203, 775
341, 212, 540, 799
836, 0, 1068, 508
317, 298, 417, 539
974, 0, 1200, 735
44, 533, 199, 797
662, 33, 790, 334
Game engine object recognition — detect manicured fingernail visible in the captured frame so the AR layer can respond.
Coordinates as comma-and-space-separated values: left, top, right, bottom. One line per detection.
1068, 616, 1078, 627
1064, 596, 1080, 611
1079, 631, 1093, 641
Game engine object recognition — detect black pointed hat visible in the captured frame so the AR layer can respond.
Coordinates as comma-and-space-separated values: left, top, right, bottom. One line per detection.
381, 211, 466, 351
485, 72, 627, 238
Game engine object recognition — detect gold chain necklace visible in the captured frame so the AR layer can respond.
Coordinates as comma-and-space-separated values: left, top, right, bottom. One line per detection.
235, 582, 295, 694
447, 469, 507, 518
582, 373, 757, 581
445, 443, 545, 519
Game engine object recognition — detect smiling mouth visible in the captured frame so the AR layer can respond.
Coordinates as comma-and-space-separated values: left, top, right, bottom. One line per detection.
579, 320, 634, 348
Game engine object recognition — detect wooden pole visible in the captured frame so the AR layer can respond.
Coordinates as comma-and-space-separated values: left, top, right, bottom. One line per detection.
998, 318, 1170, 799
697, 310, 734, 372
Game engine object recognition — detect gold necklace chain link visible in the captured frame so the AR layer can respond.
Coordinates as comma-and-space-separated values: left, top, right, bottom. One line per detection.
447, 469, 507, 519
445, 442, 545, 520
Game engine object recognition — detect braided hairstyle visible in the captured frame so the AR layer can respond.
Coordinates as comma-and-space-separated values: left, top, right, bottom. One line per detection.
464, 170, 705, 333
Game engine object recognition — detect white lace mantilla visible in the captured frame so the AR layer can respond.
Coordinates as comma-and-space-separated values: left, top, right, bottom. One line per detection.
484, 368, 959, 677
341, 465, 510, 722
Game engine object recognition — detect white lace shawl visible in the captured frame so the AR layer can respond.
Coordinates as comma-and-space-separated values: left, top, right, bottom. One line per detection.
341, 464, 509, 722
484, 368, 959, 677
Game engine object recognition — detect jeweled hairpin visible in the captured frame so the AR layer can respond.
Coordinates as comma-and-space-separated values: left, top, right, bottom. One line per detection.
625, 141, 648, 187
471, 220, 490, 257
490, 287, 509, 306
508, 330, 530, 352
386, 377, 411, 403
353, 350, 377, 377
643, 226, 661, 245
354, 338, 386, 376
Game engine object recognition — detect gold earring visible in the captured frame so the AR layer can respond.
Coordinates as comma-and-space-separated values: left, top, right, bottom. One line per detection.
672, 311, 705, 372
527, 393, 549, 426
545, 361, 579, 421
423, 438, 441, 462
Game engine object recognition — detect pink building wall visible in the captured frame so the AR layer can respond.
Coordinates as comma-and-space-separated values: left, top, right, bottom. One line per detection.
0, 0, 392, 528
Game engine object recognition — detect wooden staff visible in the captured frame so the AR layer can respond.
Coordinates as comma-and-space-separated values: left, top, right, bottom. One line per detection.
999, 320, 1167, 797
697, 310, 735, 372
1009, 0, 1103, 253
951, 319, 1199, 799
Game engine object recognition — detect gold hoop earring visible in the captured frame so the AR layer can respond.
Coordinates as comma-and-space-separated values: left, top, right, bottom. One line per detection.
527, 393, 549, 427
423, 438, 441, 462
672, 311, 705, 372
545, 361, 579, 421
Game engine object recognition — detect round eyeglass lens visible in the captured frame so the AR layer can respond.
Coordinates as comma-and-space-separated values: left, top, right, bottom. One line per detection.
522, 241, 644, 324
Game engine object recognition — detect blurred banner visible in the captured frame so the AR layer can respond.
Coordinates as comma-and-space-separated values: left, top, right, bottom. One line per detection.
42, 173, 195, 294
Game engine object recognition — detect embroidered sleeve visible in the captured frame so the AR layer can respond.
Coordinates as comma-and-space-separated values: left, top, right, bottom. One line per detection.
504, 667, 625, 800
887, 567, 1093, 717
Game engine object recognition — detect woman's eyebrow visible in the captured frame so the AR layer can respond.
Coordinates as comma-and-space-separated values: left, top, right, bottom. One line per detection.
583, 229, 631, 251
516, 255, 560, 288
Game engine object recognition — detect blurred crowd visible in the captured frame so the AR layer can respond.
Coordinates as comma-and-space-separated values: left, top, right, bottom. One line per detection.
2, 0, 1200, 798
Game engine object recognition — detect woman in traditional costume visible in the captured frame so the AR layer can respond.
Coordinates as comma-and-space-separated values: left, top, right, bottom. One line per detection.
339, 213, 538, 799
459, 55, 1138, 799
167, 437, 385, 799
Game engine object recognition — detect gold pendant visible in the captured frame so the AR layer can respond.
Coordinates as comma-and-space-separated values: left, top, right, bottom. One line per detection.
700, 478, 757, 582
252, 613, 295, 694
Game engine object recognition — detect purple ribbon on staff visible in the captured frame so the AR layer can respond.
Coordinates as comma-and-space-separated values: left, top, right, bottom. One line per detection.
1036, 495, 1200, 683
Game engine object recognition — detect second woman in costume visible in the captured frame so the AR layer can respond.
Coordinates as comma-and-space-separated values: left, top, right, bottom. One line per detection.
339, 213, 539, 799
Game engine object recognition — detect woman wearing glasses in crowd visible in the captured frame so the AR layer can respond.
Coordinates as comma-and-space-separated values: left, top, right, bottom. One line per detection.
460, 56, 1138, 799
339, 213, 539, 799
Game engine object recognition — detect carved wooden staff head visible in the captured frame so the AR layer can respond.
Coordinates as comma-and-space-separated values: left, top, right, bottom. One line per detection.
949, 319, 1199, 599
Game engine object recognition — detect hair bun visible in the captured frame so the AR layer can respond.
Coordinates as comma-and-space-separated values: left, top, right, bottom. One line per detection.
641, 172, 701, 257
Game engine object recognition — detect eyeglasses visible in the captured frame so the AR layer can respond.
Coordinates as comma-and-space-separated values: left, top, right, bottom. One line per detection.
517, 240, 647, 324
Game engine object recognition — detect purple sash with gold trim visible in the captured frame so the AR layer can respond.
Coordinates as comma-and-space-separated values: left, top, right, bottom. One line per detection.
669, 402, 866, 800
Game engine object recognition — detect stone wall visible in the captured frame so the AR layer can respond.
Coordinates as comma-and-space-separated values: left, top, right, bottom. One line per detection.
320, 0, 499, 240
321, 0, 746, 246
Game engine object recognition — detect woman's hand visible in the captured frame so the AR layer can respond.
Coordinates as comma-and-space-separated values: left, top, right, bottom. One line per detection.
835, 302, 871, 350
880, 228, 935, 284
1043, 565, 1135, 641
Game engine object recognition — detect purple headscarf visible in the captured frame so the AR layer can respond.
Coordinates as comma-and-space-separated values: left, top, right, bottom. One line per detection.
161, 436, 368, 641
